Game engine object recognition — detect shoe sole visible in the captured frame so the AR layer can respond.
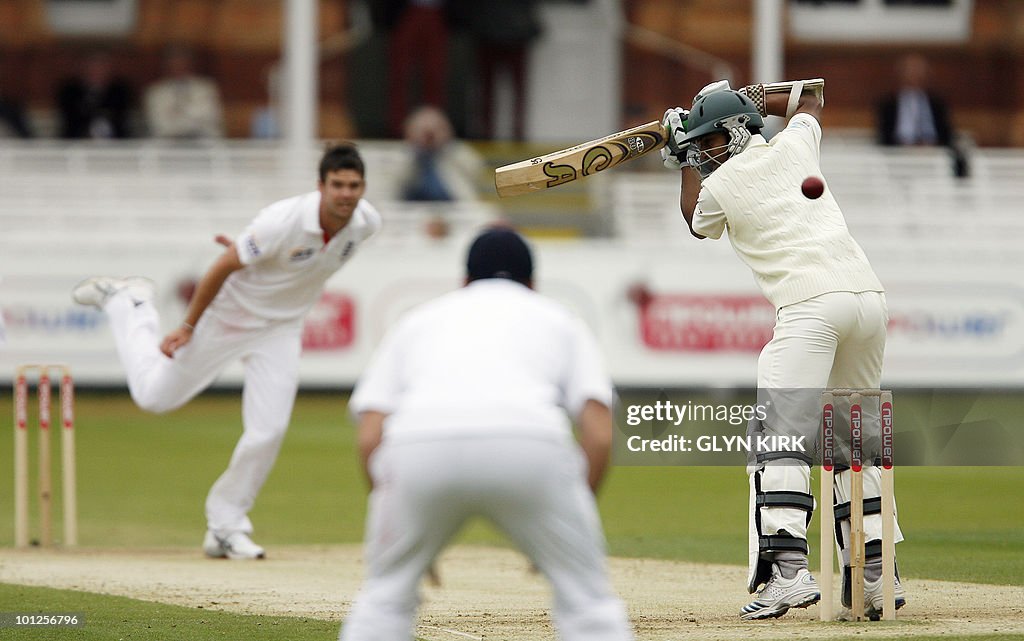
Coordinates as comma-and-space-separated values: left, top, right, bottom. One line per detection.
71, 277, 112, 307
203, 532, 264, 560
741, 592, 820, 620
72, 276, 154, 307
204, 546, 265, 560
226, 550, 266, 560
866, 597, 907, 621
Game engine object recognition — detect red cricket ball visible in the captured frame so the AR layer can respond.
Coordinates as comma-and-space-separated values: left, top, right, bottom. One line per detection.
801, 176, 825, 199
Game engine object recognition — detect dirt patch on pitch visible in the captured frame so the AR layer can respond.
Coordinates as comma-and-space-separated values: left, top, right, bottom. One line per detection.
1, 545, 1022, 640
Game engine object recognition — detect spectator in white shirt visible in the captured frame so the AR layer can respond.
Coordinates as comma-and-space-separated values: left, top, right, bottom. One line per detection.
145, 46, 225, 139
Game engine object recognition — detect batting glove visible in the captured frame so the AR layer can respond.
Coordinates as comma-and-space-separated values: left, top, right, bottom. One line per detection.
661, 107, 690, 170
694, 79, 732, 102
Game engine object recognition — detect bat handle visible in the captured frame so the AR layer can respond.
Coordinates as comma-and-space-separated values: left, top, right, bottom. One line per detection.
740, 78, 825, 116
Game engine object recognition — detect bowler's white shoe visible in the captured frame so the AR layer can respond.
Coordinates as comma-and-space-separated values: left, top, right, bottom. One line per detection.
203, 530, 266, 560
740, 564, 820, 620
72, 276, 154, 310
864, 574, 907, 620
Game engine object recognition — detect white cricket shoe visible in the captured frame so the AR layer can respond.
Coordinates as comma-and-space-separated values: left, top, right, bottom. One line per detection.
203, 530, 266, 560
72, 276, 154, 310
864, 574, 907, 620
740, 564, 820, 620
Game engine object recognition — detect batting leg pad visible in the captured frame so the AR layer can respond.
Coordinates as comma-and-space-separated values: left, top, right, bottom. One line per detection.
832, 467, 904, 560
747, 465, 815, 592
832, 466, 905, 607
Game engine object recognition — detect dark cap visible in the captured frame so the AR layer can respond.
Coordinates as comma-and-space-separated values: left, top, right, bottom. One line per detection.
466, 228, 533, 285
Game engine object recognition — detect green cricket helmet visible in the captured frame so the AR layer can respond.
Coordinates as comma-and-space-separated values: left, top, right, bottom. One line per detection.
680, 90, 764, 178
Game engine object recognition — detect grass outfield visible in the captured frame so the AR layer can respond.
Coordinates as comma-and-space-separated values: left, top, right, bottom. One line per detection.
0, 583, 338, 641
0, 390, 1021, 585
0, 390, 1021, 639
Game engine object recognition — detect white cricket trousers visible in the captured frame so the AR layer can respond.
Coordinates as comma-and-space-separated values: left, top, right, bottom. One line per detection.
104, 291, 302, 534
749, 291, 903, 578
340, 435, 634, 641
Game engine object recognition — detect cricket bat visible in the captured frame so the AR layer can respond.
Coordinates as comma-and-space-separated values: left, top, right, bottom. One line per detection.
494, 120, 669, 198
494, 78, 824, 198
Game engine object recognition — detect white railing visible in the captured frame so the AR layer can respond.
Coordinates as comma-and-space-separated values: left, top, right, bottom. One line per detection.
2, 140, 1023, 260
610, 143, 1024, 263
0, 141, 500, 246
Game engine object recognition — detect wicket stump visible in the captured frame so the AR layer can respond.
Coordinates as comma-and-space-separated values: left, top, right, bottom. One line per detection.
819, 389, 896, 621
14, 364, 77, 548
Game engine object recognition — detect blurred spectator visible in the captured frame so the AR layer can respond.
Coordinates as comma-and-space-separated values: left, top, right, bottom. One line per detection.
0, 89, 32, 138
877, 54, 952, 147
374, 0, 454, 138
877, 53, 968, 177
423, 213, 451, 240
145, 46, 224, 139
462, 0, 541, 140
396, 105, 482, 202
250, 65, 281, 139
0, 277, 6, 347
56, 52, 134, 139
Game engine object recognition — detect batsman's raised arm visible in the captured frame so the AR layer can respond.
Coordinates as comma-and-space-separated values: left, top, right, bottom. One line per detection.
739, 78, 825, 121
680, 167, 705, 239
761, 87, 823, 121
660, 77, 826, 241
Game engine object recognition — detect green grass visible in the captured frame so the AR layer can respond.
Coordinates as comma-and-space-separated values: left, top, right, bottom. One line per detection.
0, 391, 366, 548
0, 391, 1021, 585
0, 582, 338, 640
0, 390, 1022, 640
602, 465, 1024, 585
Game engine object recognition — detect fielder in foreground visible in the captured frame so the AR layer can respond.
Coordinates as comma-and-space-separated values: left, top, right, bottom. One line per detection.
340, 229, 633, 641
72, 143, 381, 559
661, 80, 906, 619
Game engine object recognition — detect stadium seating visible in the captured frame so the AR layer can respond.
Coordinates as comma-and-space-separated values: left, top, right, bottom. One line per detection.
611, 143, 1024, 264
1, 139, 1022, 265
0, 141, 499, 249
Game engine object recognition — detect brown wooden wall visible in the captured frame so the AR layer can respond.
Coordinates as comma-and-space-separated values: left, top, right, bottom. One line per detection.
624, 0, 1024, 147
2, 0, 1024, 144
0, 0, 352, 137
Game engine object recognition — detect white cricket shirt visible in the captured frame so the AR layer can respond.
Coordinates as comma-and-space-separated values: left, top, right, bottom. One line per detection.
209, 191, 381, 328
693, 114, 883, 309
349, 279, 613, 442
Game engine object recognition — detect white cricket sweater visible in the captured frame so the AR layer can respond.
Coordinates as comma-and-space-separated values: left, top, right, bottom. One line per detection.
700, 115, 883, 309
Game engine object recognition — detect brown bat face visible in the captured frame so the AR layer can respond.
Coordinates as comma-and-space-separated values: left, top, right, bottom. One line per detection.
495, 121, 669, 197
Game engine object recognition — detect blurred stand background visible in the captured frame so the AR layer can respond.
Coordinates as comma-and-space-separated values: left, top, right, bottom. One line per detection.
2, 0, 1023, 390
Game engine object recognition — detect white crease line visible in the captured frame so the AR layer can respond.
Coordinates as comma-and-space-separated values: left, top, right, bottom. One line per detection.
418, 624, 484, 641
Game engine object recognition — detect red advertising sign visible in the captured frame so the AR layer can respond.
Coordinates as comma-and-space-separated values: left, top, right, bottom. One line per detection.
302, 292, 355, 350
640, 294, 774, 352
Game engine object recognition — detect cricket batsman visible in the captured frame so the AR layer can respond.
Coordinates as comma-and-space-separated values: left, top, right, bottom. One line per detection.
660, 80, 907, 619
